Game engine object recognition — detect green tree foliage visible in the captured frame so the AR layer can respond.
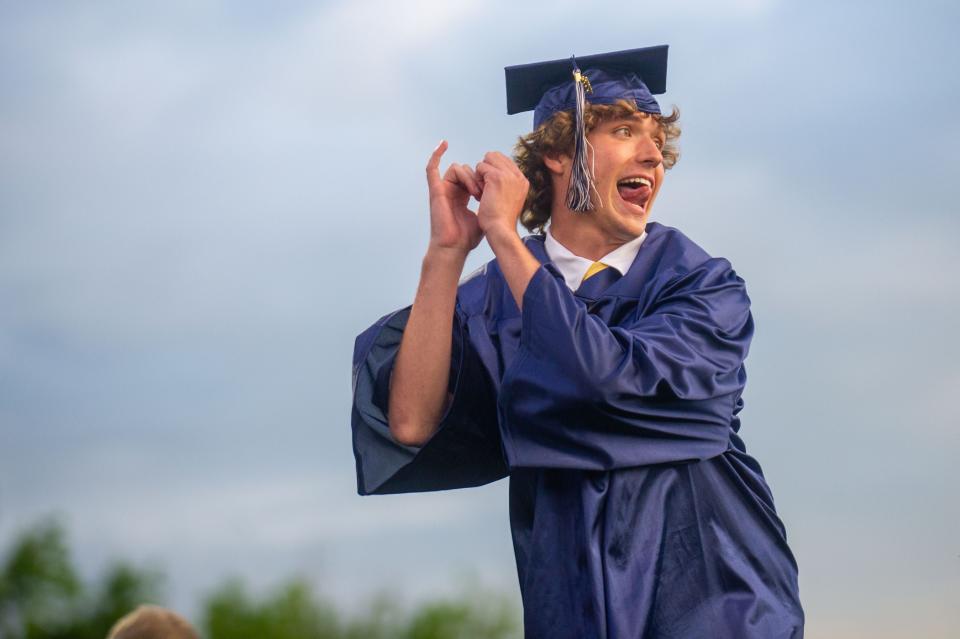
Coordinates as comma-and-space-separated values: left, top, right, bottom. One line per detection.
203, 581, 520, 639
401, 591, 517, 639
62, 561, 164, 639
0, 519, 520, 639
0, 519, 162, 639
339, 594, 405, 639
204, 578, 340, 639
0, 518, 81, 638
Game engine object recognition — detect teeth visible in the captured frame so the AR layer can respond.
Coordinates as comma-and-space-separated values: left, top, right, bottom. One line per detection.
618, 177, 652, 188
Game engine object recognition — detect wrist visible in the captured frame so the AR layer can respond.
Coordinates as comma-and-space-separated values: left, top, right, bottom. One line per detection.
483, 223, 521, 250
423, 246, 468, 273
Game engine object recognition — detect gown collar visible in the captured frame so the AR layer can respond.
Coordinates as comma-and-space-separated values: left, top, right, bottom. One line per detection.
524, 223, 660, 295
543, 227, 648, 291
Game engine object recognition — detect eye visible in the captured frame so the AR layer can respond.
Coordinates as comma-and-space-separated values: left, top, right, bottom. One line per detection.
613, 126, 632, 137
654, 137, 665, 150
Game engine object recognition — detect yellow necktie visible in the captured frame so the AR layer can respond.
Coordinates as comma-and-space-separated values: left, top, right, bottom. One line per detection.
582, 261, 609, 283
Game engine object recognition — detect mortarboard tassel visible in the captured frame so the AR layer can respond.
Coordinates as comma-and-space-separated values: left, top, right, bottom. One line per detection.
566, 60, 596, 212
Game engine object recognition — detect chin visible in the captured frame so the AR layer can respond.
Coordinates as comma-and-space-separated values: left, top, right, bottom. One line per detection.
611, 199, 650, 236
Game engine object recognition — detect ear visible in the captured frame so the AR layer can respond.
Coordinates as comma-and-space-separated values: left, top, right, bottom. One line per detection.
543, 152, 569, 176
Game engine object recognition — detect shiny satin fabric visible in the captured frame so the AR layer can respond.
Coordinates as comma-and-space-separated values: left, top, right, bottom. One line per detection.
351, 221, 804, 638
531, 68, 662, 128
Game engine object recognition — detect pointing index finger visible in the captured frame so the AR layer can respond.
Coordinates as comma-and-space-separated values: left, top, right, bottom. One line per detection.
426, 139, 449, 186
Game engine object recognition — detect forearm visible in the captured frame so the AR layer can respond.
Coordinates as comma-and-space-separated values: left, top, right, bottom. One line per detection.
388, 248, 467, 446
496, 265, 750, 470
485, 226, 540, 310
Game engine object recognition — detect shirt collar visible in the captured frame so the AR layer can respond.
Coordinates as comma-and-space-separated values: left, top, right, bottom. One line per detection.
543, 227, 648, 291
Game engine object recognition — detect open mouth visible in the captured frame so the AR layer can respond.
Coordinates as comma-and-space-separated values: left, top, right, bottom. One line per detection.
616, 176, 653, 209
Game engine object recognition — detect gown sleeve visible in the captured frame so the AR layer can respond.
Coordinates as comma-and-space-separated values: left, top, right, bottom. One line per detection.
498, 257, 753, 471
351, 305, 508, 495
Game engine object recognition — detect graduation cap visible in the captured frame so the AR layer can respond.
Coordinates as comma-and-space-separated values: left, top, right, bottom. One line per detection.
504, 45, 669, 212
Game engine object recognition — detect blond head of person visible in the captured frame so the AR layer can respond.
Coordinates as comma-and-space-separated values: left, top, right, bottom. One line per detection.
106, 605, 200, 639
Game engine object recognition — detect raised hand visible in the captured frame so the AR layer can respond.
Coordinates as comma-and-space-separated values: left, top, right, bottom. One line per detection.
425, 140, 484, 256
390, 142, 483, 447
475, 151, 529, 242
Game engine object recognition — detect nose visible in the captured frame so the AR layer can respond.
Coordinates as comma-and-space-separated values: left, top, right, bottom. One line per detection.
635, 135, 663, 167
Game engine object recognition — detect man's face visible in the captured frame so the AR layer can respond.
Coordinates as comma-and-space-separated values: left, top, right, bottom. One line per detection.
579, 112, 666, 241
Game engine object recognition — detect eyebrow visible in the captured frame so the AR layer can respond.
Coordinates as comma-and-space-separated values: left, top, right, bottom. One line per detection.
617, 116, 666, 138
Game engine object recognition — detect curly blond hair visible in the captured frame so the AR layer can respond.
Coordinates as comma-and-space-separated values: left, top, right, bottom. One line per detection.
513, 100, 680, 233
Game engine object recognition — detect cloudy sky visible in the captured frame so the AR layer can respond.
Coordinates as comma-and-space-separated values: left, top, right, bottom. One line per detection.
1, 1, 958, 636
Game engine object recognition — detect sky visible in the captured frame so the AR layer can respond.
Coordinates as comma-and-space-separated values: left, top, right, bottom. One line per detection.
1, 1, 958, 637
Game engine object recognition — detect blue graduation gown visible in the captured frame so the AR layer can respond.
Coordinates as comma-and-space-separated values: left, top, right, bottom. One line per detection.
351, 221, 804, 638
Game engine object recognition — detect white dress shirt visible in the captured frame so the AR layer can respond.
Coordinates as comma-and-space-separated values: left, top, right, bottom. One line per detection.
543, 227, 648, 292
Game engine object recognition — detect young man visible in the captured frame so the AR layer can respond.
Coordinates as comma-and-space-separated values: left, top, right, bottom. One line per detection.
351, 46, 804, 638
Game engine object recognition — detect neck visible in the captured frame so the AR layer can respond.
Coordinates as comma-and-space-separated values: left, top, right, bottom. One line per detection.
548, 207, 642, 261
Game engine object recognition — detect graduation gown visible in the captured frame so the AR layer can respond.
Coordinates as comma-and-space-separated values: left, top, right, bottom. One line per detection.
351, 221, 804, 638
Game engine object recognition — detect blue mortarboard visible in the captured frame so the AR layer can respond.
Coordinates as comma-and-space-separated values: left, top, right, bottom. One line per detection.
504, 45, 669, 212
